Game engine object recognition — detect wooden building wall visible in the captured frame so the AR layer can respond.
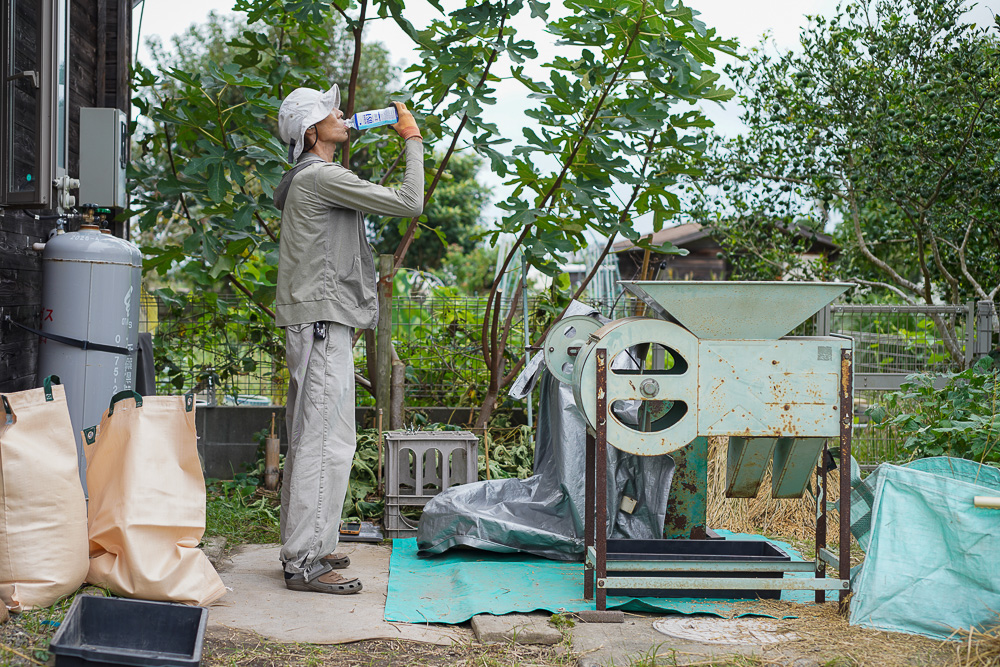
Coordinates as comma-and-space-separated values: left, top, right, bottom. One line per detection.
0, 0, 131, 393
617, 238, 731, 282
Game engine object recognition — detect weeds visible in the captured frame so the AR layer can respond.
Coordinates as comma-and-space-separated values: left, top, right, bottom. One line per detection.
0, 587, 106, 666
205, 473, 280, 545
549, 613, 576, 631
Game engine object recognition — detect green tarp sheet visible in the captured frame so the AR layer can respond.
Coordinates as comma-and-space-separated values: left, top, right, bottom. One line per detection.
385, 531, 811, 624
849, 458, 1000, 640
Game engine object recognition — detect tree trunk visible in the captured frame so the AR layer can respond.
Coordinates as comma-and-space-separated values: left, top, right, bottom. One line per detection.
475, 387, 500, 429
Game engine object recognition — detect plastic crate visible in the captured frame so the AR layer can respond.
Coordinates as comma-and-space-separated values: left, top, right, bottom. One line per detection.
49, 595, 208, 667
384, 430, 478, 538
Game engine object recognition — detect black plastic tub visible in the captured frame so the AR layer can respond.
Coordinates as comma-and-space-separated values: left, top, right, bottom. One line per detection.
49, 595, 208, 667
605, 538, 791, 599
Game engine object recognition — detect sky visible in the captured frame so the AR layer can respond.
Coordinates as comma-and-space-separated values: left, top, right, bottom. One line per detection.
133, 0, 846, 140
132, 0, 996, 236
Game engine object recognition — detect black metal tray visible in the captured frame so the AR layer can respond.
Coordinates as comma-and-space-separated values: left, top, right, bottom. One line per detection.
49, 595, 208, 667
604, 538, 791, 599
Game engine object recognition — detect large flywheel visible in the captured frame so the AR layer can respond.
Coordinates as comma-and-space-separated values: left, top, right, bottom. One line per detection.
571, 318, 699, 456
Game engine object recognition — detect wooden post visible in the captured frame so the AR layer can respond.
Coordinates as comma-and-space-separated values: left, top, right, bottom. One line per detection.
376, 255, 393, 430
264, 412, 280, 491
364, 329, 378, 398
390, 356, 405, 430
377, 409, 384, 496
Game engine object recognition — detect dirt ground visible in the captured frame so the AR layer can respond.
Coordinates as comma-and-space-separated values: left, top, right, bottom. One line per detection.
2, 600, 981, 667
203, 625, 576, 667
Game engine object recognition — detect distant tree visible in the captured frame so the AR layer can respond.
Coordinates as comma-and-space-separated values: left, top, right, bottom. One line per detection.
373, 151, 492, 271
432, 244, 498, 296
133, 11, 397, 285
693, 0, 1000, 363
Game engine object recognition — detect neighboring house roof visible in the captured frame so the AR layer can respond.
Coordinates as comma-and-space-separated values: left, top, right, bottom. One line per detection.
613, 222, 839, 254
612, 223, 711, 253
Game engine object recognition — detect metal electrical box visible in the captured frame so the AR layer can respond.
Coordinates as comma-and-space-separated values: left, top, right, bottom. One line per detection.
79, 108, 128, 208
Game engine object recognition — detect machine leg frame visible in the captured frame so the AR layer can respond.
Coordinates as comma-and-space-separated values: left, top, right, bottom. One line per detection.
585, 347, 854, 611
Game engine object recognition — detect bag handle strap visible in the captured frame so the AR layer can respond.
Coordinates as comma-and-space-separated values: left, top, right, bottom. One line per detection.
42, 375, 61, 402
1, 395, 12, 425
108, 390, 143, 415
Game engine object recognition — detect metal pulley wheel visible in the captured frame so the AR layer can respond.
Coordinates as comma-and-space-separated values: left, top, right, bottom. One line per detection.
543, 315, 603, 385
572, 317, 699, 456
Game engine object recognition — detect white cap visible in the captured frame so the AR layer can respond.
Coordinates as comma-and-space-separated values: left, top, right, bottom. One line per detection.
278, 84, 341, 162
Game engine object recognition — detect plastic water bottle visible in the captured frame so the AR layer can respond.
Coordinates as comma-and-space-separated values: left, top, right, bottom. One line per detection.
346, 105, 398, 131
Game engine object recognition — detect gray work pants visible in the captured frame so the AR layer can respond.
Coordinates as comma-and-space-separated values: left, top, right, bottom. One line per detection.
280, 322, 356, 580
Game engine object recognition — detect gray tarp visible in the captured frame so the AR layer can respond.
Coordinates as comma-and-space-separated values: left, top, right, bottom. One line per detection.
416, 312, 675, 561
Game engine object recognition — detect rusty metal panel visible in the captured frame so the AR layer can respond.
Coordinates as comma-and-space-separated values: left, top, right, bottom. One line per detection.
663, 436, 707, 539
725, 437, 776, 498
818, 547, 841, 569
595, 347, 608, 611
698, 339, 847, 438
772, 437, 825, 498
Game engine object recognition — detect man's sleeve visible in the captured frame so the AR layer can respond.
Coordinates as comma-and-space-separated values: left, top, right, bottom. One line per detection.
314, 139, 424, 218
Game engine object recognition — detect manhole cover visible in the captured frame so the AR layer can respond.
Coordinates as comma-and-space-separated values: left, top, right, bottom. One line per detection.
653, 617, 799, 645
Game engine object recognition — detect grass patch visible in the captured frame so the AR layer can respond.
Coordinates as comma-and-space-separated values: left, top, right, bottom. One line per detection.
205, 473, 280, 545
0, 586, 109, 666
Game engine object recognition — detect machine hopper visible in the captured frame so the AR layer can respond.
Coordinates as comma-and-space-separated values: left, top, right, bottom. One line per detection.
620, 281, 852, 340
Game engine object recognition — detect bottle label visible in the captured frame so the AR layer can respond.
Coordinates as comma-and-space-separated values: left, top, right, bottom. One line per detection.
352, 106, 398, 130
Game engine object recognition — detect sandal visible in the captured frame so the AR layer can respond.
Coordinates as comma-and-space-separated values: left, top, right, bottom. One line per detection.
321, 552, 350, 569
284, 570, 362, 595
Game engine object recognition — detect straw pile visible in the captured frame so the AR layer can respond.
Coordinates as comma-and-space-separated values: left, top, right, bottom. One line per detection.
949, 621, 1000, 667
700, 598, 955, 667
706, 436, 841, 541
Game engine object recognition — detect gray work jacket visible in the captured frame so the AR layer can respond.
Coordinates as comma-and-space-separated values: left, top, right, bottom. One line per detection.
273, 139, 424, 329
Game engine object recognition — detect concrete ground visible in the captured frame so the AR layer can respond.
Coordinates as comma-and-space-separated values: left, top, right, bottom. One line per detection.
568, 616, 815, 667
206, 541, 824, 666
208, 542, 470, 645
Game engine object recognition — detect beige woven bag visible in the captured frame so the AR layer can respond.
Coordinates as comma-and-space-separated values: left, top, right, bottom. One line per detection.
0, 376, 89, 609
85, 391, 225, 606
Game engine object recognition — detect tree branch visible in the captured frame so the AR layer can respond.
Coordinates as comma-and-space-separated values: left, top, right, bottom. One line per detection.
843, 160, 921, 296
854, 279, 917, 304
227, 274, 275, 319
480, 0, 650, 360
926, 225, 961, 304
392, 7, 508, 270
342, 0, 368, 167
498, 132, 659, 388
914, 227, 935, 304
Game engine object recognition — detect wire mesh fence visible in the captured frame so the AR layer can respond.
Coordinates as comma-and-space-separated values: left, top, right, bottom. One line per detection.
826, 304, 973, 374
368, 295, 512, 407
819, 303, 980, 464
144, 290, 988, 464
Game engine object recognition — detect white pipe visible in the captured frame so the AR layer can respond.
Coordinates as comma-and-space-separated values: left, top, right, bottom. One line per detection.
974, 496, 1000, 509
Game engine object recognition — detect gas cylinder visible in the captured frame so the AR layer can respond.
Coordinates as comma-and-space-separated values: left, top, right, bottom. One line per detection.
38, 224, 141, 492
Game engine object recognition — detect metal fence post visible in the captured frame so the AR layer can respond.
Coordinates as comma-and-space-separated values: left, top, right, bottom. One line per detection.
376, 255, 394, 429
975, 300, 997, 359
522, 253, 532, 430
814, 305, 831, 337
965, 301, 975, 368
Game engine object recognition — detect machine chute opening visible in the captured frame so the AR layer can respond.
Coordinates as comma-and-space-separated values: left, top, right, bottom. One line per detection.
610, 399, 688, 434
611, 343, 688, 376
